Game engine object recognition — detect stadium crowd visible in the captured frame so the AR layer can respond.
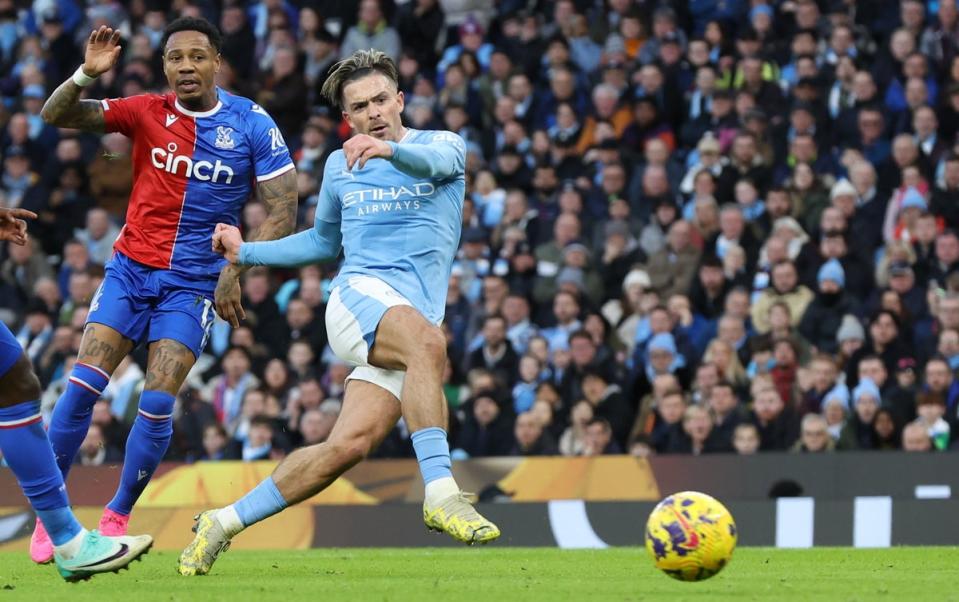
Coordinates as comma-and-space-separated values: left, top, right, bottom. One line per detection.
3, 0, 959, 465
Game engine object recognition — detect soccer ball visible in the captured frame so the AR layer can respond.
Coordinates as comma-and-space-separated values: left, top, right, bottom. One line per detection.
645, 491, 737, 582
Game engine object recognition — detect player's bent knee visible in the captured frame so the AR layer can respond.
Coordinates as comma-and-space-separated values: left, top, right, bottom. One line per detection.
0, 356, 41, 407
326, 436, 373, 468
416, 328, 447, 368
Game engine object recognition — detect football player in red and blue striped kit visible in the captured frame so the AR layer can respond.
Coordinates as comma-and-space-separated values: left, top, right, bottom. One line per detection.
32, 17, 297, 562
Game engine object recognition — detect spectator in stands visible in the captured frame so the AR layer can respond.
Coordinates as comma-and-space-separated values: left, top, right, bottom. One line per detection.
915, 392, 951, 450
902, 421, 933, 452
75, 208, 119, 266
707, 380, 743, 451
283, 297, 326, 355
241, 416, 279, 462
838, 378, 881, 450
750, 384, 800, 451
873, 408, 902, 451
14, 299, 52, 365
799, 260, 859, 354
635, 385, 681, 453
801, 355, 844, 417
647, 220, 701, 299
199, 424, 229, 462
581, 417, 621, 455
501, 294, 537, 356
205, 346, 259, 431
257, 45, 308, 142
395, 0, 445, 68
455, 393, 513, 458
339, 0, 401, 63
297, 401, 340, 448
78, 423, 123, 466
540, 291, 582, 353
511, 411, 558, 456
751, 260, 814, 335
666, 404, 723, 455
511, 355, 541, 415
732, 423, 760, 455
466, 314, 519, 388
559, 399, 592, 456
792, 414, 835, 453
580, 368, 632, 448
1, 237, 52, 304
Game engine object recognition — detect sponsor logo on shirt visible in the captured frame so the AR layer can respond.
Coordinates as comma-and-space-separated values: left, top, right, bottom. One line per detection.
151, 142, 235, 183
342, 182, 435, 215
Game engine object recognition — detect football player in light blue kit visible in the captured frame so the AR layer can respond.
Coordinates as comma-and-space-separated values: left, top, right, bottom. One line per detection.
179, 49, 500, 576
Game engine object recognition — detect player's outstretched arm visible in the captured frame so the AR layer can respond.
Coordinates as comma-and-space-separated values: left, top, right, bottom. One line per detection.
40, 26, 121, 132
236, 217, 342, 267
386, 132, 466, 180
212, 219, 340, 268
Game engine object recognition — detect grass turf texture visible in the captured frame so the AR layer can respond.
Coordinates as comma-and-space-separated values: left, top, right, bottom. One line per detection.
0, 548, 955, 601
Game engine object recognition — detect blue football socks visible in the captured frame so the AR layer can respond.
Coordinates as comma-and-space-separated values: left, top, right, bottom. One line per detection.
106, 390, 175, 515
48, 362, 111, 478
0, 401, 82, 545
411, 427, 453, 485
233, 477, 289, 527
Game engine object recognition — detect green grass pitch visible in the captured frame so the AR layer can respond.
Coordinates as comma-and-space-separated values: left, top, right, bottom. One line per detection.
0, 548, 955, 601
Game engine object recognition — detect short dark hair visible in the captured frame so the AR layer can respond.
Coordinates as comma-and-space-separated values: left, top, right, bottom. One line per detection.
484, 313, 507, 327
925, 355, 951, 371
223, 345, 252, 363
711, 380, 735, 394
161, 17, 222, 53
581, 367, 608, 382
568, 329, 593, 345
587, 417, 612, 433
249, 415, 275, 431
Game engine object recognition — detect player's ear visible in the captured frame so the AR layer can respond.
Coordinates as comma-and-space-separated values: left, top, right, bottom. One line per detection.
396, 90, 404, 112
214, 53, 221, 73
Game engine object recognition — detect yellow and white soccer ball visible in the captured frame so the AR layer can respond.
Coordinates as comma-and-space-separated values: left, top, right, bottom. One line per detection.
645, 491, 737, 582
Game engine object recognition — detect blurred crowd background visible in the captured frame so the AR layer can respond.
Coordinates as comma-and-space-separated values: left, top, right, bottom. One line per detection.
3, 0, 959, 466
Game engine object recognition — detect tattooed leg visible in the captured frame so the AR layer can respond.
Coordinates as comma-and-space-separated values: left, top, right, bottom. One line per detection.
47, 323, 133, 478
76, 323, 135, 373
143, 338, 196, 395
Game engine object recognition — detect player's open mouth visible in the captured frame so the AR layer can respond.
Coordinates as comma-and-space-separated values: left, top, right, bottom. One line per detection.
370, 124, 387, 135
178, 80, 200, 93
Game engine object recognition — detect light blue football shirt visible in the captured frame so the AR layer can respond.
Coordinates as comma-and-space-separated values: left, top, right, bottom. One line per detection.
239, 128, 466, 323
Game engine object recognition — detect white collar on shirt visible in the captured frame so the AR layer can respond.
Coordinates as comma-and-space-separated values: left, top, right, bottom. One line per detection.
175, 97, 223, 118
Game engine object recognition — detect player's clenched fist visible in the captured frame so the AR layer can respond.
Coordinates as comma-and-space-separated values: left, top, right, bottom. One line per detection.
212, 223, 244, 264
343, 133, 393, 170
83, 26, 122, 79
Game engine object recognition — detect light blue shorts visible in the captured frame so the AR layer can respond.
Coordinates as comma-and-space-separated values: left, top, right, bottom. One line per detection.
326, 275, 413, 400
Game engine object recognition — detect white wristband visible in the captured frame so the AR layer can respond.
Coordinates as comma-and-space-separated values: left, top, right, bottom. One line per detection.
72, 66, 97, 87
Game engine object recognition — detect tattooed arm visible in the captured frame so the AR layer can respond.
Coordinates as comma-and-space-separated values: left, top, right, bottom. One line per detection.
215, 169, 298, 327
41, 26, 121, 132
248, 169, 299, 244
40, 82, 106, 132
